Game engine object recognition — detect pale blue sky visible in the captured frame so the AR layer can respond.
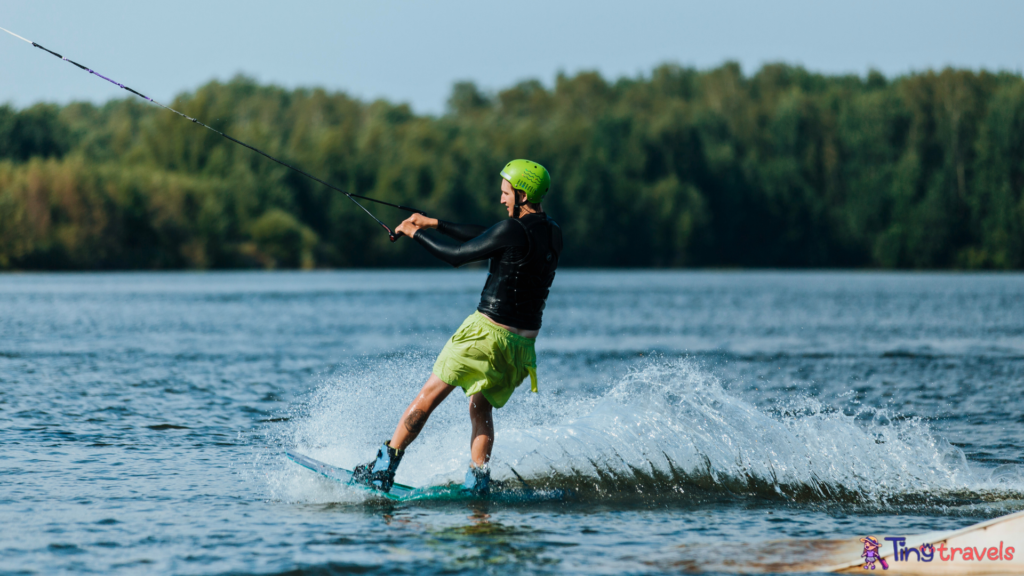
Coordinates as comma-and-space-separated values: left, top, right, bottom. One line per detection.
3, 0, 1022, 115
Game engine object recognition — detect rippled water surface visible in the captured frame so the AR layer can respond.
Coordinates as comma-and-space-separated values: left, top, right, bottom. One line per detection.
2, 270, 1023, 575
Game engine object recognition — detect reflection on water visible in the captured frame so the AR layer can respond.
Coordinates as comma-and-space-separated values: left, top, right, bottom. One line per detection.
427, 504, 560, 571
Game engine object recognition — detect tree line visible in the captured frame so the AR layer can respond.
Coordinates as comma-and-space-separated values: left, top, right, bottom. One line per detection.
1, 62, 1022, 270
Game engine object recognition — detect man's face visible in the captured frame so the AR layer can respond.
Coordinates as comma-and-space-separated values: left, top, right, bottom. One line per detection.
500, 179, 520, 217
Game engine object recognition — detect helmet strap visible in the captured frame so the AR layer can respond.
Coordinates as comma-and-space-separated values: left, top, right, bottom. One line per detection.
513, 191, 530, 218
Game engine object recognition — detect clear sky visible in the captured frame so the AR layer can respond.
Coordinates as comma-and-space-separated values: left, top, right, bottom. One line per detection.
3, 0, 1022, 115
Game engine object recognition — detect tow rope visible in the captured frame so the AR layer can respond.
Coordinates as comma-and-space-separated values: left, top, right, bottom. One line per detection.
1, 26, 423, 242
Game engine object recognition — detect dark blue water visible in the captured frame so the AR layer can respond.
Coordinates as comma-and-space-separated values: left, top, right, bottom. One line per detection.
2, 271, 1023, 574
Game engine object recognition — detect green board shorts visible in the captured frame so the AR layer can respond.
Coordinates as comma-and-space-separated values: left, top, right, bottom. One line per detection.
433, 311, 538, 409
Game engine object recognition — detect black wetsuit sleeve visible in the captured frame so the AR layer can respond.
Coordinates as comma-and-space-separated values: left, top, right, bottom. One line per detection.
414, 219, 528, 268
435, 220, 487, 242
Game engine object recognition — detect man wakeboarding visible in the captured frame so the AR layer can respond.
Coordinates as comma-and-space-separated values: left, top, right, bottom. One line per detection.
351, 159, 562, 495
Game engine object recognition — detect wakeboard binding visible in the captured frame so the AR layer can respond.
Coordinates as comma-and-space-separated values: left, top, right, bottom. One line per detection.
463, 465, 491, 495
351, 441, 404, 493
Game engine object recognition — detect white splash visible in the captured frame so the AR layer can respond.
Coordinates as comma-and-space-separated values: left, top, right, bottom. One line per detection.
259, 356, 1024, 508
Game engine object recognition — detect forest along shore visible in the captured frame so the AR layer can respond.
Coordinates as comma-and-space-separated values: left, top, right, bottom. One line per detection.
1, 64, 1022, 271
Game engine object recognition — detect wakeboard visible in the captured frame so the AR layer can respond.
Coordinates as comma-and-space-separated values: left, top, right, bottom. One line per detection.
286, 450, 567, 503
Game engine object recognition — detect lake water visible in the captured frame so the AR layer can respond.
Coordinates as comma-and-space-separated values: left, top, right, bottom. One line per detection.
2, 270, 1023, 574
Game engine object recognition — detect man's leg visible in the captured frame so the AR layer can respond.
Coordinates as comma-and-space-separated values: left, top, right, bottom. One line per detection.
389, 373, 455, 450
352, 373, 455, 492
468, 393, 494, 467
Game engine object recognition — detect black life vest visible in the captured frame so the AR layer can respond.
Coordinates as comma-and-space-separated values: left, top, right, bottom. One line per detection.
476, 213, 562, 330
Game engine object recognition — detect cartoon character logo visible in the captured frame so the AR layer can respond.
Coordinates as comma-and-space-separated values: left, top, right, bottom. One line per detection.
860, 536, 889, 570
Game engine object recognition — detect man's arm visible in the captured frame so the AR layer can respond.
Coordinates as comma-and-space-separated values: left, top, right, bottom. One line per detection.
436, 220, 487, 242
413, 219, 527, 267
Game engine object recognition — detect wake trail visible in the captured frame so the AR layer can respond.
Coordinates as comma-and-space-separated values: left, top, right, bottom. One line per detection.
256, 355, 1024, 510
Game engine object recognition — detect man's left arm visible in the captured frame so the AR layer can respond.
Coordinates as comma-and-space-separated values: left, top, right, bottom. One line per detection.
411, 220, 527, 268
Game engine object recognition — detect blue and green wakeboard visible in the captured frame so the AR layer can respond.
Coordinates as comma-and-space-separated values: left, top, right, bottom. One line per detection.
286, 450, 567, 503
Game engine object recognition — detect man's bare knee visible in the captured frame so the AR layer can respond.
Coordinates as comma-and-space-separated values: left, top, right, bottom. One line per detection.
469, 399, 493, 433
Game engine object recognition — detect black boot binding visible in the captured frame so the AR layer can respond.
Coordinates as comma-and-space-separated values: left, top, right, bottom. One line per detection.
351, 442, 404, 493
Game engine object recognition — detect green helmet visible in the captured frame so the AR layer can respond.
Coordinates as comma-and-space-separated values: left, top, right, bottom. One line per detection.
499, 159, 551, 203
